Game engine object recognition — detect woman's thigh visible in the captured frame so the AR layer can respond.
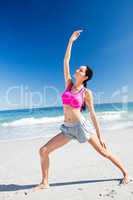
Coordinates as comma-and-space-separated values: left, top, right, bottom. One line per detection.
41, 132, 71, 154
88, 134, 110, 157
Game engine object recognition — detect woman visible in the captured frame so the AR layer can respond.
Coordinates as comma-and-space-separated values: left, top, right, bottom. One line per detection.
35, 30, 130, 190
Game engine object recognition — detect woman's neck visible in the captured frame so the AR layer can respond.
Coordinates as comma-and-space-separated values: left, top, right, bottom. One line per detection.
73, 81, 83, 90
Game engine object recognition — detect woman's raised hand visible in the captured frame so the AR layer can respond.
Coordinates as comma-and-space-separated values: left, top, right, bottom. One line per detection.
70, 30, 83, 42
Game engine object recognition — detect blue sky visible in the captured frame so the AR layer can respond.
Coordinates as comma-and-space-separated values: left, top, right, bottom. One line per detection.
0, 0, 133, 110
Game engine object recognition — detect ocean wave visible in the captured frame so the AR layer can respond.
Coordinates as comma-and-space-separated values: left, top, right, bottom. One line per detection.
96, 111, 127, 121
1, 110, 132, 128
2, 116, 64, 127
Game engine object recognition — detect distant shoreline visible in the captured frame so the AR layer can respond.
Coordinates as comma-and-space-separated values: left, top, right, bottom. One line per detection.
0, 101, 133, 112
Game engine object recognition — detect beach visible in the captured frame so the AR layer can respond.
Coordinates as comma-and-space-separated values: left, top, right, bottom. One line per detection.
0, 126, 133, 200
0, 0, 133, 198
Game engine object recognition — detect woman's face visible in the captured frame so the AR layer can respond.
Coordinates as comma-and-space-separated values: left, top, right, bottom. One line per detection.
74, 66, 88, 82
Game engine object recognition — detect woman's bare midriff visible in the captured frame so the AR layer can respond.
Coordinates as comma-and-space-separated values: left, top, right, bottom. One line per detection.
63, 105, 82, 123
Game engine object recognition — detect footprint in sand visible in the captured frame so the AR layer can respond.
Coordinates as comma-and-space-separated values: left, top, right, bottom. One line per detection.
77, 188, 83, 191
103, 189, 117, 198
98, 193, 102, 197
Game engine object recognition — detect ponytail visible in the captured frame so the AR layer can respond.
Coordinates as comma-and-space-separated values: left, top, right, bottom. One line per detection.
80, 80, 87, 112
80, 65, 94, 112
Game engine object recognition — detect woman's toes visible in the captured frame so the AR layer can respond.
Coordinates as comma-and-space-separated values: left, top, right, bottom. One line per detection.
120, 176, 133, 185
34, 183, 50, 191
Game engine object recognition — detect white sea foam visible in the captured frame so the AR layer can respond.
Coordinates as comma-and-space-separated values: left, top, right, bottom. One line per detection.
1, 111, 132, 128
0, 110, 133, 141
2, 116, 64, 127
96, 111, 127, 121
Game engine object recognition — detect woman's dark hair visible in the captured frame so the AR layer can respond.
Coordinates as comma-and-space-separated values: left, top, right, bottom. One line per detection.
81, 65, 93, 112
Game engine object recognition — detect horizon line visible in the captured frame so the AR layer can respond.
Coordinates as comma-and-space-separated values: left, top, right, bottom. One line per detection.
0, 101, 133, 112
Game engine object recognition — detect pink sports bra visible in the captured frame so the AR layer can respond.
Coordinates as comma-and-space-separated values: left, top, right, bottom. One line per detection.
61, 84, 86, 109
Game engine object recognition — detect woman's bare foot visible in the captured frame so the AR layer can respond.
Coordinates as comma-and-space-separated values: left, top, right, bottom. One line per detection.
120, 173, 132, 185
34, 182, 50, 191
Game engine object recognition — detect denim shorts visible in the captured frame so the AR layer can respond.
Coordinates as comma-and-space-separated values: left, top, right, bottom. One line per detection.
60, 116, 96, 143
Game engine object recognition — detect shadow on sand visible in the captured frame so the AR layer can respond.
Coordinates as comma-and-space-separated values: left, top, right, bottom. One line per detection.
0, 178, 122, 192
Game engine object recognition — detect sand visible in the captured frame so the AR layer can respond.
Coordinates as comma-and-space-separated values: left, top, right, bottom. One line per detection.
0, 128, 133, 200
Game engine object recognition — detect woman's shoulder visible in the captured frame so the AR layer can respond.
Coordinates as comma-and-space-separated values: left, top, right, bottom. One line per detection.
84, 87, 93, 94
84, 88, 93, 100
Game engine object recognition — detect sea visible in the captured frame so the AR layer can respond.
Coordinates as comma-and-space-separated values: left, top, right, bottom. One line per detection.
0, 102, 133, 141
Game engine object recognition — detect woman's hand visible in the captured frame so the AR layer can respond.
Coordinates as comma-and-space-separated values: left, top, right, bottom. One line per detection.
69, 30, 83, 43
98, 136, 107, 149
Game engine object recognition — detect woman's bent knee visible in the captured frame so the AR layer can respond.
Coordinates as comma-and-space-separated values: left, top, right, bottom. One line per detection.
39, 146, 49, 156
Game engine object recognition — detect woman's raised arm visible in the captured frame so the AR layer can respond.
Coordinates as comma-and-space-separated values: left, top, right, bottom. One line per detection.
64, 30, 83, 88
